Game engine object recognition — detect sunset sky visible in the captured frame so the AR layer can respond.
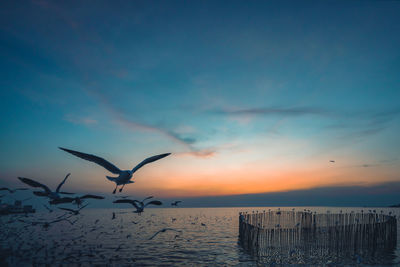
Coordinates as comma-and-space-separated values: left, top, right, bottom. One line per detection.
1, 1, 399, 204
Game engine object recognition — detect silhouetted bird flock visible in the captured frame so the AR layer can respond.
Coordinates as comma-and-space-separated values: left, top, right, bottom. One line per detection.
1, 146, 189, 264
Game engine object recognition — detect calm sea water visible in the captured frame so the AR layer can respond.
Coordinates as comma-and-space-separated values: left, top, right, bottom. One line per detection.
1, 207, 399, 266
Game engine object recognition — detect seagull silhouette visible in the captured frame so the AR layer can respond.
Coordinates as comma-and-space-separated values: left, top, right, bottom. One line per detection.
18, 173, 74, 201
49, 194, 104, 206
113, 196, 162, 214
171, 201, 182, 206
59, 147, 170, 194
58, 203, 89, 215
148, 228, 182, 240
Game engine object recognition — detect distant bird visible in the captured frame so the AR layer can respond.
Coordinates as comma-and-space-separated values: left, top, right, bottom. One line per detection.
58, 203, 89, 215
49, 194, 104, 206
330, 160, 335, 163
113, 196, 162, 214
171, 201, 182, 206
0, 187, 28, 193
18, 173, 74, 201
59, 147, 171, 194
148, 228, 182, 240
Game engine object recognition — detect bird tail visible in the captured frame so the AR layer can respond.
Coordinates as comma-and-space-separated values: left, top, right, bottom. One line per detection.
106, 176, 117, 182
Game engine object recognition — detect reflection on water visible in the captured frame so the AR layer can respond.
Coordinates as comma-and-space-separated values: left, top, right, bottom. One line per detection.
0, 207, 399, 266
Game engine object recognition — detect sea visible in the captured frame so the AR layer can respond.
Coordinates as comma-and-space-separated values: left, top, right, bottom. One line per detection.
1, 207, 399, 266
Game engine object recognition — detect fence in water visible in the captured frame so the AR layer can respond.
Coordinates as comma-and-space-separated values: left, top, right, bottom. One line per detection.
239, 210, 397, 265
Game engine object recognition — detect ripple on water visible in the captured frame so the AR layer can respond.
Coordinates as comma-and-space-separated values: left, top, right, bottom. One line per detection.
0, 207, 399, 266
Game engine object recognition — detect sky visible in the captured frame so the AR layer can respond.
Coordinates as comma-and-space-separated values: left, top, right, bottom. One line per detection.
1, 1, 399, 206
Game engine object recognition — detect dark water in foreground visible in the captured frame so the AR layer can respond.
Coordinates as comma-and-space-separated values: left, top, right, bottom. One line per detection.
1, 207, 399, 266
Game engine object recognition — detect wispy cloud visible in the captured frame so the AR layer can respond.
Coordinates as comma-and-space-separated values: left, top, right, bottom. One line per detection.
64, 114, 97, 126
84, 87, 216, 158
217, 106, 329, 116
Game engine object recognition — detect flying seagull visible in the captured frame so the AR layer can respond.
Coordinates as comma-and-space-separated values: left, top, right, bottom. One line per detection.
148, 228, 182, 240
59, 147, 171, 194
49, 194, 104, 206
58, 203, 89, 215
113, 196, 162, 214
0, 187, 28, 194
171, 201, 182, 206
18, 173, 74, 201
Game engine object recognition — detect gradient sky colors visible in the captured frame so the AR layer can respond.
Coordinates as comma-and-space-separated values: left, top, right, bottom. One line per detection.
1, 1, 399, 204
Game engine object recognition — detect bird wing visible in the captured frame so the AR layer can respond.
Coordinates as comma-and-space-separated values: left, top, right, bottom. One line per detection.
79, 203, 89, 211
59, 192, 75, 195
18, 177, 51, 193
148, 230, 162, 240
113, 199, 140, 209
56, 173, 70, 193
33, 191, 48, 197
59, 147, 121, 174
50, 197, 74, 205
80, 194, 104, 200
145, 200, 162, 207
58, 207, 74, 212
131, 153, 171, 174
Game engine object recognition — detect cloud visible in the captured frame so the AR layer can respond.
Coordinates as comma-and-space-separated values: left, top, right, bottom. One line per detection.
215, 106, 329, 117
64, 114, 98, 126
174, 149, 216, 158
84, 87, 216, 158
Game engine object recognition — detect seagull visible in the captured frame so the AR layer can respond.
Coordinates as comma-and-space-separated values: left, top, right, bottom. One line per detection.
0, 187, 28, 193
113, 196, 162, 214
18, 173, 74, 201
58, 203, 89, 215
148, 228, 182, 240
49, 194, 104, 206
171, 201, 182, 206
59, 147, 171, 194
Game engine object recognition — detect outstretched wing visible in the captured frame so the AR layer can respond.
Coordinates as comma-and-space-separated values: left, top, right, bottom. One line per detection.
78, 203, 89, 211
56, 173, 70, 193
148, 230, 162, 240
80, 194, 104, 200
59, 147, 121, 174
145, 200, 162, 207
33, 191, 49, 197
49, 197, 74, 205
18, 177, 51, 193
113, 199, 140, 209
131, 153, 171, 174
59, 192, 75, 195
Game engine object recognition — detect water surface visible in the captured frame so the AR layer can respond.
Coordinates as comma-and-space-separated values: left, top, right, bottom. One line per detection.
1, 207, 399, 266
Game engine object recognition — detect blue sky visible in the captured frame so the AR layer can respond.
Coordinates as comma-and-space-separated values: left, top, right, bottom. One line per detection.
0, 1, 399, 205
